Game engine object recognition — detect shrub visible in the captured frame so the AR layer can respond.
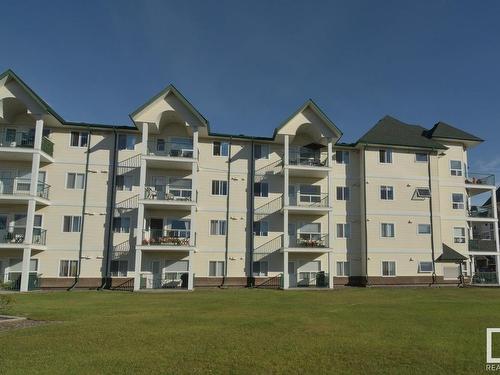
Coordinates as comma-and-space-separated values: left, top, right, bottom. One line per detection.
0, 294, 13, 313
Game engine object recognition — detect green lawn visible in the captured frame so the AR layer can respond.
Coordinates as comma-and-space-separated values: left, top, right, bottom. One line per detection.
0, 288, 498, 374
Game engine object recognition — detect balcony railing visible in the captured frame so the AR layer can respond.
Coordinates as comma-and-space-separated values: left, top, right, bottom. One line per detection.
469, 239, 497, 252
297, 271, 329, 287
288, 150, 328, 167
0, 228, 46, 245
468, 206, 494, 219
471, 272, 498, 285
0, 129, 54, 157
289, 233, 329, 248
0, 178, 50, 199
289, 192, 329, 207
465, 173, 495, 186
142, 229, 192, 246
147, 141, 194, 158
140, 272, 189, 289
144, 185, 193, 202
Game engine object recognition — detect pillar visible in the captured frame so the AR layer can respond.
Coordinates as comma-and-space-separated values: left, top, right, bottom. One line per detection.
188, 250, 194, 290
20, 247, 31, 292
283, 250, 289, 289
328, 251, 334, 289
491, 187, 500, 285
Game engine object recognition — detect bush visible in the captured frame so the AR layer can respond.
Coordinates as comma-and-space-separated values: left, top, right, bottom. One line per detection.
0, 294, 13, 313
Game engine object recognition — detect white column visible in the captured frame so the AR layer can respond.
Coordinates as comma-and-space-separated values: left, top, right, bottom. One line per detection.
328, 252, 334, 289
190, 130, 198, 247
188, 250, 194, 290
283, 135, 289, 207
283, 251, 289, 289
134, 122, 149, 291
491, 187, 500, 284
20, 247, 31, 292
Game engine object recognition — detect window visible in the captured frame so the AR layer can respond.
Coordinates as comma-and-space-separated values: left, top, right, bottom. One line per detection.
110, 260, 128, 276
209, 261, 225, 276
382, 261, 396, 276
253, 261, 268, 276
253, 221, 268, 236
212, 180, 228, 195
415, 188, 431, 198
336, 186, 350, 200
415, 153, 428, 162
335, 151, 350, 164
381, 223, 395, 238
336, 223, 351, 239
70, 131, 89, 147
417, 224, 431, 235
254, 144, 269, 159
118, 134, 136, 150
210, 220, 227, 235
453, 227, 466, 243
452, 193, 464, 209
336, 261, 350, 276
66, 173, 85, 189
254, 182, 269, 197
59, 260, 78, 277
450, 160, 462, 176
116, 175, 133, 191
379, 149, 392, 163
418, 261, 433, 273
113, 217, 131, 233
213, 141, 229, 156
63, 216, 82, 232
380, 186, 394, 200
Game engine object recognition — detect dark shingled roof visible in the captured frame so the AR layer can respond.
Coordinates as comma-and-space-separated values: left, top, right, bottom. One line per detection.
357, 116, 448, 150
482, 187, 500, 207
427, 121, 483, 142
435, 244, 468, 263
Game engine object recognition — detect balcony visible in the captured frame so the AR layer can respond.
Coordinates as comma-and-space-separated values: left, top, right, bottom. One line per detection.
140, 185, 195, 210
287, 149, 329, 177
0, 178, 50, 204
469, 239, 497, 252
465, 173, 495, 187
139, 229, 194, 250
144, 141, 195, 170
0, 129, 54, 160
0, 228, 47, 247
288, 233, 330, 251
287, 192, 330, 214
467, 206, 495, 221
140, 272, 189, 289
471, 272, 498, 285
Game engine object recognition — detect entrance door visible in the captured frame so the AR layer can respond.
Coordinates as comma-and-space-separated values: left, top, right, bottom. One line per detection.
288, 261, 297, 287
149, 218, 164, 244
151, 261, 161, 288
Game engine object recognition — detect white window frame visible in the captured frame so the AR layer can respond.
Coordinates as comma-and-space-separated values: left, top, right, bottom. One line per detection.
336, 223, 351, 239
116, 174, 133, 191
415, 187, 431, 198
252, 261, 268, 276
62, 216, 82, 233
113, 217, 131, 234
118, 134, 136, 151
381, 261, 396, 277
380, 185, 394, 200
212, 141, 229, 157
450, 160, 463, 176
69, 131, 89, 148
336, 186, 350, 201
380, 223, 395, 238
59, 260, 78, 277
253, 221, 269, 236
415, 152, 428, 163
254, 182, 269, 197
208, 261, 225, 277
66, 173, 85, 190
452, 193, 464, 210
211, 180, 228, 196
335, 150, 350, 164
210, 220, 227, 236
110, 260, 128, 277
254, 144, 269, 160
418, 261, 433, 273
453, 227, 466, 243
336, 261, 350, 276
417, 224, 432, 235
379, 149, 393, 164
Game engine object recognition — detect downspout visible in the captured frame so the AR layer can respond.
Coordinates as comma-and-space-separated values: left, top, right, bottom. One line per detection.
68, 127, 91, 291
248, 138, 255, 287
362, 146, 369, 286
99, 127, 118, 290
428, 151, 437, 285
221, 136, 233, 288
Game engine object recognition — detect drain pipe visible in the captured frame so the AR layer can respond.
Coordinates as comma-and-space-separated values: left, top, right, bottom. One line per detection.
428, 151, 437, 285
362, 146, 369, 286
221, 136, 233, 288
68, 127, 91, 291
99, 127, 118, 290
248, 138, 255, 287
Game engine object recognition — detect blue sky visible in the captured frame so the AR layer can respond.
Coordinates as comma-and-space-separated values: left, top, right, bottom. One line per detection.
1, 0, 499, 174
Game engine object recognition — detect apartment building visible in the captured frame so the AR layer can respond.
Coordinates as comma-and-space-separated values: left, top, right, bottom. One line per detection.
0, 69, 498, 292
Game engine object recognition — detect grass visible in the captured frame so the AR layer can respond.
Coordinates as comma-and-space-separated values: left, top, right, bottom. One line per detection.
0, 288, 498, 374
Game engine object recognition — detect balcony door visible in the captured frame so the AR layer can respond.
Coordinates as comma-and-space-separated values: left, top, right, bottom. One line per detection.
289, 185, 297, 206
0, 215, 7, 242
0, 170, 15, 194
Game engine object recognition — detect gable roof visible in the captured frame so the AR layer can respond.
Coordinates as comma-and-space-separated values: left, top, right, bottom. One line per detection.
273, 99, 343, 139
427, 121, 483, 142
435, 244, 468, 263
357, 115, 448, 150
129, 83, 209, 129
